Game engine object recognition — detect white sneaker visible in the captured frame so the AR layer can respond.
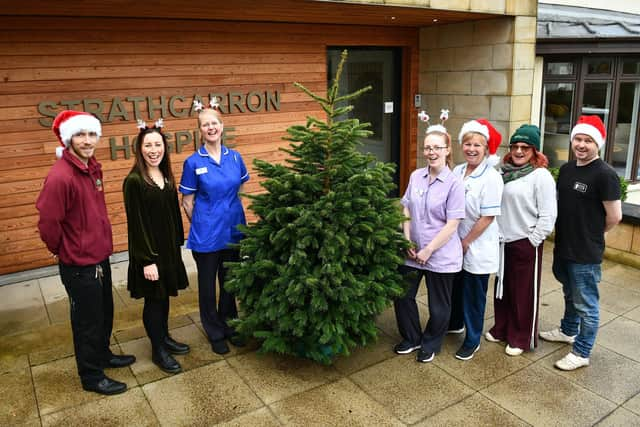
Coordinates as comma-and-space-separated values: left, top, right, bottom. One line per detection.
485, 331, 502, 343
555, 352, 589, 371
539, 328, 576, 344
505, 345, 523, 356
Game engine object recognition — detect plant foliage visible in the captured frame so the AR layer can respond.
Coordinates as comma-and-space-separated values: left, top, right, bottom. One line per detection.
226, 50, 410, 364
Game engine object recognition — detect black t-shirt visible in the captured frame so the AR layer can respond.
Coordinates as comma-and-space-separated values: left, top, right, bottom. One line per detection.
554, 159, 620, 263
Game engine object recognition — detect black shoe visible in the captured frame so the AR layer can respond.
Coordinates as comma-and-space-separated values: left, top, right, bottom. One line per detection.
228, 335, 246, 347
105, 354, 136, 368
455, 344, 480, 361
416, 350, 435, 363
211, 339, 230, 355
164, 336, 190, 355
152, 347, 182, 374
83, 377, 127, 395
393, 341, 421, 355
447, 326, 465, 334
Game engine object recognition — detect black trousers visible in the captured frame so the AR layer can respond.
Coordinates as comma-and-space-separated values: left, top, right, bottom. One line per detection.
394, 265, 456, 354
143, 296, 170, 350
192, 249, 238, 343
59, 258, 113, 386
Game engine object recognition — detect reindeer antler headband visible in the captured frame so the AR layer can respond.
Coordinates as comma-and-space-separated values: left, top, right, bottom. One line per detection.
418, 108, 450, 134
193, 97, 221, 113
136, 118, 164, 130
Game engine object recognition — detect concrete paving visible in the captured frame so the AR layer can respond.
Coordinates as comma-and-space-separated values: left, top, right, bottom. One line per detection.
1, 244, 640, 426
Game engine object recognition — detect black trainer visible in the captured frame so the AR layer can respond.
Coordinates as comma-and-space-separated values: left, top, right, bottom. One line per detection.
393, 341, 421, 355
455, 344, 480, 361
211, 339, 230, 355
416, 350, 435, 363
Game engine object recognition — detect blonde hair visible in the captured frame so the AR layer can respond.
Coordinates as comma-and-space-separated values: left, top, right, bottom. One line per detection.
197, 108, 223, 127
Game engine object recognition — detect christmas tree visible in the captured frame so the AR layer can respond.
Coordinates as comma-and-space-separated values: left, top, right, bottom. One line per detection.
226, 50, 410, 364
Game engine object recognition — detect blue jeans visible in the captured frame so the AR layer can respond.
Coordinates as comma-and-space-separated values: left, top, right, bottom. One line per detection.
553, 258, 601, 358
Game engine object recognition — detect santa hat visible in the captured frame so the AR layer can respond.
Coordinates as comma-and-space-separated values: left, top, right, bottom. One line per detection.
571, 115, 606, 148
52, 110, 102, 158
459, 118, 502, 166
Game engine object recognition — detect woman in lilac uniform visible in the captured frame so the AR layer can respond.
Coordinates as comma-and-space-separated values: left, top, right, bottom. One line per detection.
393, 118, 465, 363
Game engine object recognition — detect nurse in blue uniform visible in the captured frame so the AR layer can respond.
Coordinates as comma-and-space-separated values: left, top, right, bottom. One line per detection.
180, 99, 249, 355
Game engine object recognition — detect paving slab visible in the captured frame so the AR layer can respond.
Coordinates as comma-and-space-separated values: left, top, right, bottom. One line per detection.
598, 316, 640, 362
434, 335, 532, 390
0, 280, 49, 337
333, 331, 397, 375
32, 352, 137, 415
0, 367, 38, 426
601, 264, 640, 293
0, 353, 29, 374
624, 391, 640, 415
596, 407, 640, 426
29, 342, 75, 366
414, 392, 529, 426
349, 355, 474, 424
215, 407, 280, 427
623, 306, 640, 322
143, 360, 263, 425
41, 387, 158, 427
598, 282, 640, 316
227, 351, 341, 404
39, 275, 69, 325
539, 345, 640, 404
482, 363, 617, 426
270, 377, 403, 426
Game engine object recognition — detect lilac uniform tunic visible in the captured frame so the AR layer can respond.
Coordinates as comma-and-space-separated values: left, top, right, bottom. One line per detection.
401, 166, 465, 273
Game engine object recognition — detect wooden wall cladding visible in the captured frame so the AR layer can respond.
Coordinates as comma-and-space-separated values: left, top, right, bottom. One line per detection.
0, 16, 418, 275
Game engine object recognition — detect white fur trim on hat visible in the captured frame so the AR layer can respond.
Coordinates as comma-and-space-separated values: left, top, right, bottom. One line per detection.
458, 120, 489, 143
58, 114, 102, 147
571, 123, 605, 148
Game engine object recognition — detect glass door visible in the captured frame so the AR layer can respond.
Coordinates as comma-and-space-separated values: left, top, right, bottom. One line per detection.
327, 48, 401, 195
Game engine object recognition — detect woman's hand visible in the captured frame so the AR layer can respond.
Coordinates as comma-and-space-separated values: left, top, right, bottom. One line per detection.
144, 264, 159, 281
406, 247, 417, 260
416, 246, 434, 265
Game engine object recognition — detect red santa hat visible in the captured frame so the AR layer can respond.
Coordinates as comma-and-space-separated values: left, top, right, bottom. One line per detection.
52, 110, 102, 158
571, 115, 606, 148
458, 118, 502, 166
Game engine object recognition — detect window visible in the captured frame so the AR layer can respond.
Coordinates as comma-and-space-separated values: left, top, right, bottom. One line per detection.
540, 55, 640, 181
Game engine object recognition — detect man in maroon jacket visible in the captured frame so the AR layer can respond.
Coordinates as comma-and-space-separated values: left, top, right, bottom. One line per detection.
36, 110, 135, 395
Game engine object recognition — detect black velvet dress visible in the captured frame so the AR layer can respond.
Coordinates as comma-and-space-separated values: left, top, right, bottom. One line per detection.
123, 171, 189, 299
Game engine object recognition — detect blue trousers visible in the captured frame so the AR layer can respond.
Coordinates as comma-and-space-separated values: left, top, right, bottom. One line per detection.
449, 270, 489, 349
553, 258, 601, 358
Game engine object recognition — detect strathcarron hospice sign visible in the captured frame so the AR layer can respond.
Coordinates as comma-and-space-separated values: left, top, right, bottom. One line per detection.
37, 91, 281, 160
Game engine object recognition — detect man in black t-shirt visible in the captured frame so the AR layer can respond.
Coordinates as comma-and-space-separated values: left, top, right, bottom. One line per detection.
540, 115, 621, 371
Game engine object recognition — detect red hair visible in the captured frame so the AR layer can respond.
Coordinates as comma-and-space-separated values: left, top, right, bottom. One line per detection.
502, 148, 549, 169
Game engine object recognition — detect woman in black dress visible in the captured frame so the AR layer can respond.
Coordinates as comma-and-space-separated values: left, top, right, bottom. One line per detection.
123, 120, 190, 374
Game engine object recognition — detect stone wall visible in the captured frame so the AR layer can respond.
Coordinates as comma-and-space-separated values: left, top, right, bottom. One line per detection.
418, 12, 537, 165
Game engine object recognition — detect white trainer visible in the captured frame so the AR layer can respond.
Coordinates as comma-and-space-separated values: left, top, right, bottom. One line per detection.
555, 352, 589, 371
539, 328, 576, 344
505, 345, 523, 356
485, 331, 501, 343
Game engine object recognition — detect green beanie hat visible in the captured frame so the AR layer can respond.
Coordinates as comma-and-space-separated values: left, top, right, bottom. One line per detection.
509, 124, 540, 151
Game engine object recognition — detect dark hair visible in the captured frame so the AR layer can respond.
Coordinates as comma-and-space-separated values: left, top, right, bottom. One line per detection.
130, 127, 176, 187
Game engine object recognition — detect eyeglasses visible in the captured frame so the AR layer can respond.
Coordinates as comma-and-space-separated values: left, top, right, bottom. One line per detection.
510, 144, 533, 153
424, 146, 448, 152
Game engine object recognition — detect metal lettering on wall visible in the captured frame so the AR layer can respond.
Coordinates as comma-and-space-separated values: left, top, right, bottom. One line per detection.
36, 91, 280, 160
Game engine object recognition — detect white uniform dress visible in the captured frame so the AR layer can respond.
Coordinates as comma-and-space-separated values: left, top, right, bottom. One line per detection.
453, 159, 503, 275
